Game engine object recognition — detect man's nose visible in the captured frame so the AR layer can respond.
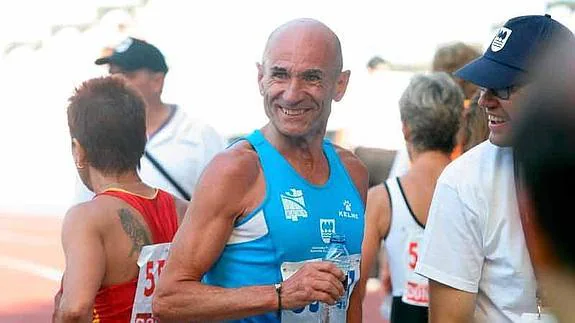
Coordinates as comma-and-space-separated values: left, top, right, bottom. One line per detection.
282, 78, 304, 104
478, 90, 498, 110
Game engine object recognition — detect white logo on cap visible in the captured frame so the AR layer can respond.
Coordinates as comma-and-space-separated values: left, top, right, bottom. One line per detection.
491, 27, 512, 52
115, 38, 133, 53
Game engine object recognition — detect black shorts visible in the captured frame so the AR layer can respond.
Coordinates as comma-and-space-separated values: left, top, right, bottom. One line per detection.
390, 296, 428, 323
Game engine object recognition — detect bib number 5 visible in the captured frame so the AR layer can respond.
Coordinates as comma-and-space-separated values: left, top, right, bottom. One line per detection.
144, 259, 166, 297
130, 243, 172, 323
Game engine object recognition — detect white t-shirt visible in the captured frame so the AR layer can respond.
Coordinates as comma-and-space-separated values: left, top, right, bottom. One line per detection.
415, 141, 537, 322
73, 106, 226, 202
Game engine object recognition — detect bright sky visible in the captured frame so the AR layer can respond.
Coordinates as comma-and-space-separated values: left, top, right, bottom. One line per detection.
0, 0, 573, 214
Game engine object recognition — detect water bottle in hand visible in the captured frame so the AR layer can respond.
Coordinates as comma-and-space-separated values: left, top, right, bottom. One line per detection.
320, 233, 351, 323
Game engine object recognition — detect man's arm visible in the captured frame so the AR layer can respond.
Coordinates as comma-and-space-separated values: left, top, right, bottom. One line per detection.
356, 185, 392, 305
153, 145, 346, 322
429, 280, 476, 323
53, 205, 106, 323
335, 147, 369, 323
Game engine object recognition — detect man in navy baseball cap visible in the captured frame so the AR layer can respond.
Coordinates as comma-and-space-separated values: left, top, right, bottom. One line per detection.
415, 14, 575, 323
453, 14, 574, 147
455, 14, 573, 91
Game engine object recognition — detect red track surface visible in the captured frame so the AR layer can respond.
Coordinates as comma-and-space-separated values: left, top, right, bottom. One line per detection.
0, 214, 387, 322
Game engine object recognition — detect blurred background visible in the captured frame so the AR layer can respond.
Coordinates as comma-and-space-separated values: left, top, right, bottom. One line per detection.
0, 0, 573, 321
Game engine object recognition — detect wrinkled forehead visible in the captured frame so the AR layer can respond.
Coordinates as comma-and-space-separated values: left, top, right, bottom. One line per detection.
263, 26, 339, 72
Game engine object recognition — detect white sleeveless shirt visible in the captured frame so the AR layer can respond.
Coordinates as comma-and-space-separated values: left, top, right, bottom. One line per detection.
383, 177, 429, 306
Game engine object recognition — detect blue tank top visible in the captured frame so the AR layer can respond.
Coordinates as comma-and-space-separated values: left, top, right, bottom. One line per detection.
203, 130, 365, 322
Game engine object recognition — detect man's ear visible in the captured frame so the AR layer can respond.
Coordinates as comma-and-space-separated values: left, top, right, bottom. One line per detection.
72, 138, 88, 168
257, 62, 264, 95
402, 122, 410, 142
152, 72, 165, 94
333, 70, 350, 102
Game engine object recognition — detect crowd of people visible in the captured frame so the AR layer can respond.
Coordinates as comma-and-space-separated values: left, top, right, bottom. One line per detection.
50, 12, 575, 323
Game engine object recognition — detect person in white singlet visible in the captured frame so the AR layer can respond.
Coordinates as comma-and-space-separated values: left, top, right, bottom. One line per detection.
358, 72, 463, 323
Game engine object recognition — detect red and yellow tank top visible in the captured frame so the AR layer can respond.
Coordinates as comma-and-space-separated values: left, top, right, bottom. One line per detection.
60, 188, 179, 323
92, 188, 178, 322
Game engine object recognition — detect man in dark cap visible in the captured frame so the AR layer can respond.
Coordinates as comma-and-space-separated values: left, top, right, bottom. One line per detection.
73, 37, 225, 202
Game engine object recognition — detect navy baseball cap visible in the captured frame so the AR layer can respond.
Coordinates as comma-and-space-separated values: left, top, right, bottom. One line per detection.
454, 14, 574, 89
95, 37, 168, 73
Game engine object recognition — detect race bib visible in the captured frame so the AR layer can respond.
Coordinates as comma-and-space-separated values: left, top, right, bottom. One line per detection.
279, 254, 361, 323
402, 231, 429, 307
520, 313, 558, 323
130, 243, 171, 323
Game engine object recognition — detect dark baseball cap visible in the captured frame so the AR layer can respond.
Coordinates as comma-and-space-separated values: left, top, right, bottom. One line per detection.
454, 14, 574, 89
95, 37, 168, 73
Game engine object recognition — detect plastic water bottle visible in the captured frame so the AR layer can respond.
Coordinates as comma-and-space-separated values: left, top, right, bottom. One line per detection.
320, 233, 351, 323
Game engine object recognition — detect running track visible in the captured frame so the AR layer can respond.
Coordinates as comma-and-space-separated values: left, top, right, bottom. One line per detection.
0, 214, 387, 322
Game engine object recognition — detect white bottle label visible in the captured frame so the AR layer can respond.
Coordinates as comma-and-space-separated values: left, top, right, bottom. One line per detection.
279, 254, 361, 323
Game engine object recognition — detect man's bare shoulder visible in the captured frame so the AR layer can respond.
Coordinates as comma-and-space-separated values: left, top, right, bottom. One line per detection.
193, 140, 263, 211
62, 201, 108, 236
366, 184, 391, 230
174, 140, 264, 224
205, 140, 261, 183
64, 196, 129, 230
367, 184, 389, 205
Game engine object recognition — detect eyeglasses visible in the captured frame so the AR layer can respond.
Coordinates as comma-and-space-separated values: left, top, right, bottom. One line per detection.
479, 86, 516, 100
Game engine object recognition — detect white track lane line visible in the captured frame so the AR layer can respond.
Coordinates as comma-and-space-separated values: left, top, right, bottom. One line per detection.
0, 256, 62, 282
0, 230, 59, 247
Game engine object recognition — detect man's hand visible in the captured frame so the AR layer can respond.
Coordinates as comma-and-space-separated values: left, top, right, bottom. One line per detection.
280, 262, 346, 309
